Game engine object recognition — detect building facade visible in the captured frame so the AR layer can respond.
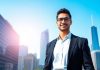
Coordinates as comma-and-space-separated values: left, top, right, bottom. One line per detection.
91, 50, 100, 70
18, 46, 28, 70
39, 29, 49, 67
23, 54, 38, 70
91, 26, 99, 50
0, 15, 19, 70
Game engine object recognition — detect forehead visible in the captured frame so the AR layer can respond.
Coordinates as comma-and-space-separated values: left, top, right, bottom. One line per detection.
58, 13, 69, 18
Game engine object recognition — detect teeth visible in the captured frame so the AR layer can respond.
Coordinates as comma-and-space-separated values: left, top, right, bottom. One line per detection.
61, 24, 67, 25
61, 25, 66, 26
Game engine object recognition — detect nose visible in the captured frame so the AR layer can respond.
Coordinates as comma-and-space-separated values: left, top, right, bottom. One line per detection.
62, 19, 66, 23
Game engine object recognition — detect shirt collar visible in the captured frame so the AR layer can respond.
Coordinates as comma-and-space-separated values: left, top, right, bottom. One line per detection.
57, 32, 71, 42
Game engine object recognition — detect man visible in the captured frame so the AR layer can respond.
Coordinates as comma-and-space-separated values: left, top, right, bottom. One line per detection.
44, 8, 95, 70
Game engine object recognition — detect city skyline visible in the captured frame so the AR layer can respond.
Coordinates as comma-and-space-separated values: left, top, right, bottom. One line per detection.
0, 0, 100, 56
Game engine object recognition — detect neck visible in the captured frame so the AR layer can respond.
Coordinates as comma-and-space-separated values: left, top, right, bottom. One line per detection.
59, 30, 70, 40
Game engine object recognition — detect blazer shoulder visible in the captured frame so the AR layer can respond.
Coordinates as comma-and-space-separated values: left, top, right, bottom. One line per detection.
72, 34, 88, 44
72, 35, 89, 49
73, 34, 88, 41
48, 38, 57, 44
46, 38, 57, 48
78, 36, 88, 42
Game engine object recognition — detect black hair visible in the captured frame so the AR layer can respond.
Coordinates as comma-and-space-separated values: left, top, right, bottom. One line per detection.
56, 8, 72, 19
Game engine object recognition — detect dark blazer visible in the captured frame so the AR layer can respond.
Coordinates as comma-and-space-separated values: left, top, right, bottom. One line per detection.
44, 34, 95, 70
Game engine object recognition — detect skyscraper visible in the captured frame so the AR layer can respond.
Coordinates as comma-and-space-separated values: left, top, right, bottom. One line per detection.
91, 26, 100, 50
23, 54, 38, 70
91, 50, 100, 70
39, 29, 49, 66
18, 46, 28, 70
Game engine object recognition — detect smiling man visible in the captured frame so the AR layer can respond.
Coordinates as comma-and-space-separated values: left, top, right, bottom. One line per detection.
44, 8, 95, 70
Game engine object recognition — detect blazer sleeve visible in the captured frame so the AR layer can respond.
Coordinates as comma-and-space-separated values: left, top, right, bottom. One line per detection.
43, 43, 52, 70
82, 38, 95, 70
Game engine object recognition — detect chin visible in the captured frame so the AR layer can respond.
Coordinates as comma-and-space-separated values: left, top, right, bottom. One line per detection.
60, 29, 67, 31
59, 27, 69, 31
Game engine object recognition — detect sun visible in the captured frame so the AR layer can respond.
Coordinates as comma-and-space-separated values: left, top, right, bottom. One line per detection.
15, 24, 41, 56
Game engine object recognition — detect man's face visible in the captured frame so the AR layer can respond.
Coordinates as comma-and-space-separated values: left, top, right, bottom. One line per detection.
57, 13, 72, 31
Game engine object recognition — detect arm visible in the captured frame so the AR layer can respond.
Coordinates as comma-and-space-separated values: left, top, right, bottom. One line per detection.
43, 43, 52, 70
82, 39, 95, 70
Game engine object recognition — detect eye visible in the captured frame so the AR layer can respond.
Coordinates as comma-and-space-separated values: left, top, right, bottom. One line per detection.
57, 17, 70, 21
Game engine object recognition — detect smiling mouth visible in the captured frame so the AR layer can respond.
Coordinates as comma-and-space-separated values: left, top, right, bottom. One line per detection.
60, 24, 68, 27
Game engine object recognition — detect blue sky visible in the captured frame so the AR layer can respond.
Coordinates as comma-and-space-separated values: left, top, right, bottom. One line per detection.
0, 0, 100, 56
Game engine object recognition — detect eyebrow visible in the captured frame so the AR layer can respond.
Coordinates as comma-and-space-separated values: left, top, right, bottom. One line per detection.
58, 17, 70, 19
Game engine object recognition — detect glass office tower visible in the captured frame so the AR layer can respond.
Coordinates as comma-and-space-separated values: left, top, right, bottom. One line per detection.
91, 26, 99, 50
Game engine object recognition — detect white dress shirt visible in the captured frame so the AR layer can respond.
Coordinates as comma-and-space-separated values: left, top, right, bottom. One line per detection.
53, 33, 71, 70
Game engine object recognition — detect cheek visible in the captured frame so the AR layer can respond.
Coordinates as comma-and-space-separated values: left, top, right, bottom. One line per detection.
70, 22, 72, 25
68, 21, 72, 25
70, 20, 72, 25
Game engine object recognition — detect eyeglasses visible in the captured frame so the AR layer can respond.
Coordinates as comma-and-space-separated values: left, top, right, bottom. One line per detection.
57, 17, 70, 22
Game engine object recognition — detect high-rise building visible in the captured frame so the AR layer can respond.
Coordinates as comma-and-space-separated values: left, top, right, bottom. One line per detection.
0, 15, 19, 70
23, 54, 38, 70
18, 46, 28, 70
91, 50, 100, 70
19, 46, 28, 57
33, 53, 38, 70
39, 29, 49, 66
91, 26, 99, 50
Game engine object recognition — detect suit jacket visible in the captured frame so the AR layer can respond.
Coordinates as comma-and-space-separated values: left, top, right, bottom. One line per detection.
44, 34, 95, 70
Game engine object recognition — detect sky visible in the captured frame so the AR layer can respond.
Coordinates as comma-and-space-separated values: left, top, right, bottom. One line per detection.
0, 0, 100, 58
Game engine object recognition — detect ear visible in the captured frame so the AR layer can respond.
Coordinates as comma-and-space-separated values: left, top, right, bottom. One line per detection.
70, 19, 72, 25
56, 21, 59, 27
56, 21, 57, 23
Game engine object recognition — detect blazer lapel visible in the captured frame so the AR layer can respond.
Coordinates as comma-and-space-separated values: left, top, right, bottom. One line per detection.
67, 34, 77, 65
50, 39, 57, 61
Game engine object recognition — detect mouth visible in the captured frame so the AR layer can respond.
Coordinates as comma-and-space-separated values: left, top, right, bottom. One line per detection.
60, 24, 68, 27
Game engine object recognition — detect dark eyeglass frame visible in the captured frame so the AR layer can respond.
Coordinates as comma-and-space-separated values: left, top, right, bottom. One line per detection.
57, 17, 70, 22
